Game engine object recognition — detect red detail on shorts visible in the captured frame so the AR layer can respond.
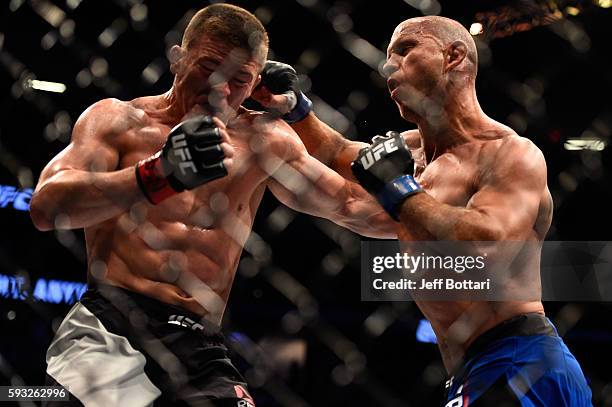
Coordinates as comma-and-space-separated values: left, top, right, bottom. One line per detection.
136, 154, 177, 204
234, 384, 255, 405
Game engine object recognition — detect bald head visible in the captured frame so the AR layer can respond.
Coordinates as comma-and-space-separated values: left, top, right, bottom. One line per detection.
393, 16, 478, 76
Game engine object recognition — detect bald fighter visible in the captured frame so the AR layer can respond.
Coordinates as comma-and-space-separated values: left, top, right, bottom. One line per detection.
30, 4, 395, 406
254, 15, 592, 406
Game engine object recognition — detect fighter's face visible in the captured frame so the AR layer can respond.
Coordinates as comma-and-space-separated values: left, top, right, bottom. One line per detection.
383, 22, 446, 122
173, 37, 261, 121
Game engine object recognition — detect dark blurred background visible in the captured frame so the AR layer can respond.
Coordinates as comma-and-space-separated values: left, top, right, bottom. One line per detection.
1, 0, 611, 406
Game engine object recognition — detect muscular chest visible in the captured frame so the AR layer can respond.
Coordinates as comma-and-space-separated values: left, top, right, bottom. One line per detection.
118, 123, 267, 224
413, 152, 478, 207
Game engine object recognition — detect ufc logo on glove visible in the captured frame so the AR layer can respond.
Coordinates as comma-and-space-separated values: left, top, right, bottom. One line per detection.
350, 131, 422, 220
359, 137, 399, 169
171, 134, 198, 175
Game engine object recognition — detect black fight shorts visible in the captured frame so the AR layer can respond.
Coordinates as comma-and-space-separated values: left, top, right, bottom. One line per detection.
44, 284, 255, 407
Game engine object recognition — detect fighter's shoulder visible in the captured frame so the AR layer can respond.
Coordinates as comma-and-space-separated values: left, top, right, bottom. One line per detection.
237, 109, 293, 133
237, 109, 302, 156
479, 131, 546, 178
484, 132, 544, 162
74, 98, 145, 142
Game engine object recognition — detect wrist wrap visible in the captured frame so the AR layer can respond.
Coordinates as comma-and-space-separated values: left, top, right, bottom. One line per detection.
376, 174, 422, 220
282, 92, 312, 124
135, 154, 180, 205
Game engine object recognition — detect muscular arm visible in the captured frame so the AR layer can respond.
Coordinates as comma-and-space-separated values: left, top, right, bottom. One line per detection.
290, 113, 365, 181
262, 121, 397, 239
252, 83, 365, 179
30, 99, 145, 231
398, 137, 547, 241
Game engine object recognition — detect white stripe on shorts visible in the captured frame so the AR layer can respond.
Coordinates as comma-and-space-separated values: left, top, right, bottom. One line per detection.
46, 303, 162, 407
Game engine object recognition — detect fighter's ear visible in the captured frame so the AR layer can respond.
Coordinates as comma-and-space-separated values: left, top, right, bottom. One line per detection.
168, 45, 186, 75
444, 40, 467, 73
253, 74, 262, 89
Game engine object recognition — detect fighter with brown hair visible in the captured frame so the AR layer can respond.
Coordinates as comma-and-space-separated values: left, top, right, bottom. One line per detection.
254, 15, 592, 407
31, 4, 395, 406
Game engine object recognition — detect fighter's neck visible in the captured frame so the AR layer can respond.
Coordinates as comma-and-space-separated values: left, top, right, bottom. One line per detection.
416, 97, 490, 163
136, 89, 181, 126
158, 89, 185, 124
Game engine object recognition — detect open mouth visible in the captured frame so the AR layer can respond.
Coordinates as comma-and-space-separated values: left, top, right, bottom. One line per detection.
387, 78, 399, 94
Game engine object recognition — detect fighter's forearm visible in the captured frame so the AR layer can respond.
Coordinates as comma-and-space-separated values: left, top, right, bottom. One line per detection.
30, 167, 145, 231
295, 181, 397, 239
398, 193, 502, 241
268, 160, 396, 238
290, 113, 345, 164
291, 113, 358, 178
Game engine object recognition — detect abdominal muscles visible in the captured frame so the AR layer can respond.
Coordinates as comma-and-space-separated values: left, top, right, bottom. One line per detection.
84, 190, 260, 321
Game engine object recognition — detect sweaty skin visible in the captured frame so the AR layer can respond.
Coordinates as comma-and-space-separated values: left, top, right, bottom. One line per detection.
30, 38, 395, 325
258, 17, 553, 372
398, 129, 552, 371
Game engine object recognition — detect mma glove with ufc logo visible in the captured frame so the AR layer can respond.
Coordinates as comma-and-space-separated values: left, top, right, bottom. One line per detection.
351, 131, 422, 220
135, 116, 227, 204
259, 60, 313, 124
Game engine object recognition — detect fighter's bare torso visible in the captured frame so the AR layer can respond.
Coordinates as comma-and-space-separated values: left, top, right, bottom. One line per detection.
400, 126, 552, 370
86, 96, 277, 323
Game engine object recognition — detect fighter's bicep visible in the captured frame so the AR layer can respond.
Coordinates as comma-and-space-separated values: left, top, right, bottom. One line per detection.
466, 184, 541, 239
46, 137, 119, 176
466, 139, 547, 239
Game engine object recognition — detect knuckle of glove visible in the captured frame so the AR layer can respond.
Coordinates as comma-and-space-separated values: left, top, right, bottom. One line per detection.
265, 60, 296, 75
351, 130, 414, 187
386, 130, 400, 138
192, 127, 222, 146
351, 131, 421, 217
262, 61, 298, 94
195, 144, 225, 167
162, 116, 228, 189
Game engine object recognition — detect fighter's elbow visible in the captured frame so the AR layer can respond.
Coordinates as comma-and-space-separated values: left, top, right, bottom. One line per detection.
29, 190, 59, 231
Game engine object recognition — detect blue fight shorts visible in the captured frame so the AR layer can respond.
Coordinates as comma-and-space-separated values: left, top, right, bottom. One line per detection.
443, 313, 592, 407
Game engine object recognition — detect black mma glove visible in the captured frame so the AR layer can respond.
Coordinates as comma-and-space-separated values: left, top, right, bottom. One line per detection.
135, 116, 227, 204
351, 131, 422, 220
260, 60, 312, 123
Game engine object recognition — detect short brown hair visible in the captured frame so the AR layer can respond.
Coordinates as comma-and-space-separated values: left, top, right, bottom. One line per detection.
182, 4, 269, 67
